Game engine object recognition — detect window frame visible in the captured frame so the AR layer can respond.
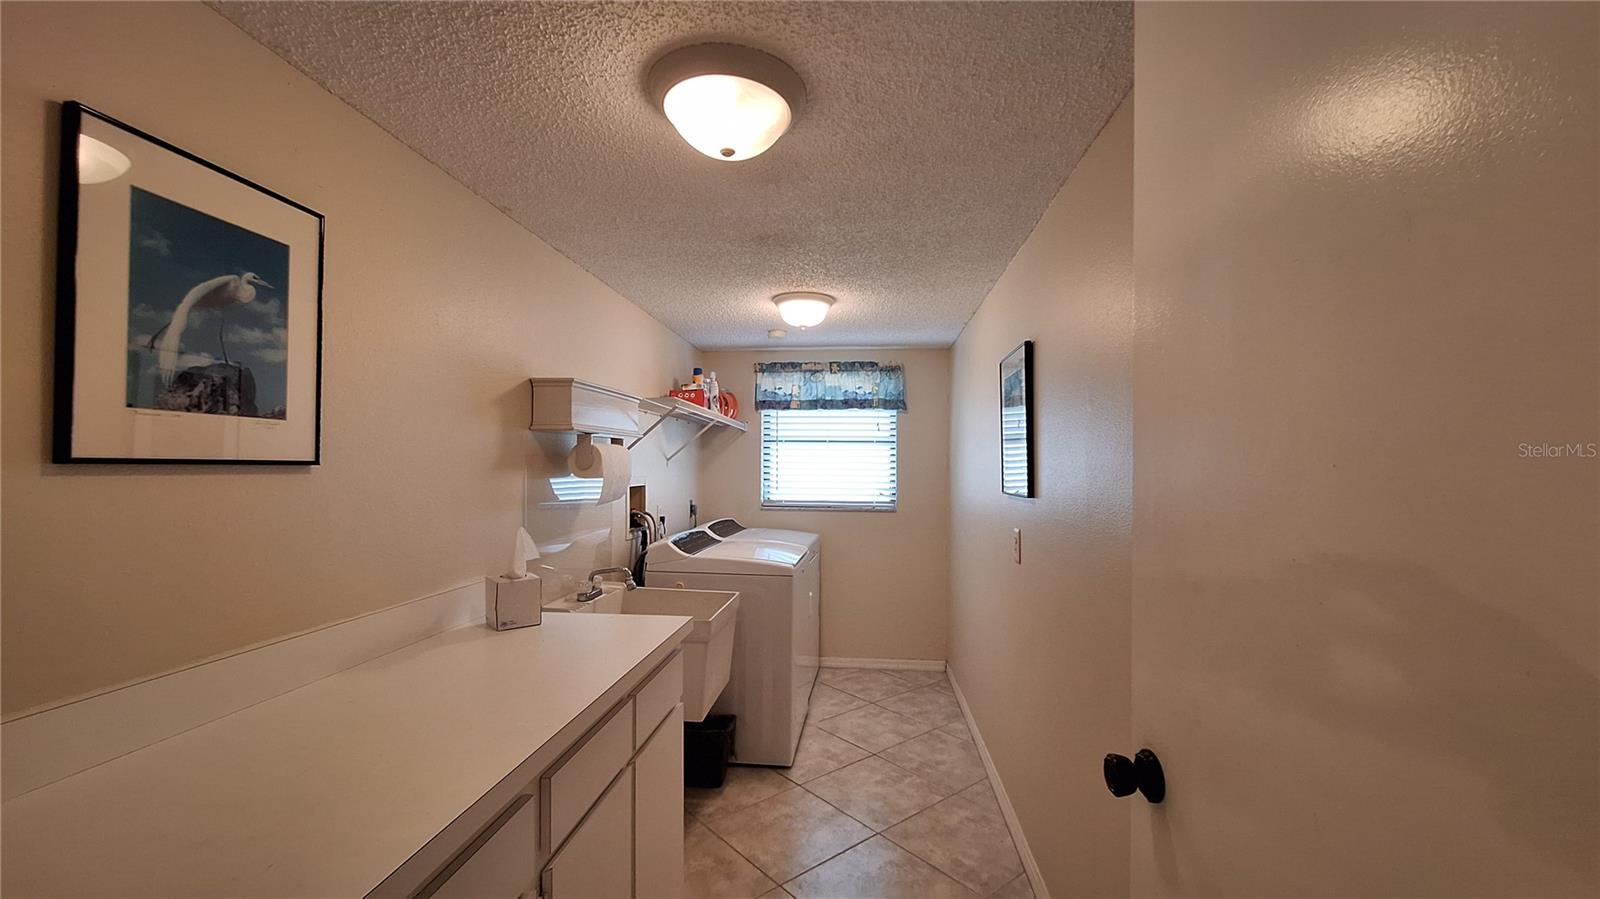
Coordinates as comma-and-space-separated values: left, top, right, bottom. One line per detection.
758, 408, 900, 512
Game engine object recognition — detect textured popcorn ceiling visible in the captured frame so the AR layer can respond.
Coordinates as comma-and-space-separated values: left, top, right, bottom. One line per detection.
214, 2, 1132, 349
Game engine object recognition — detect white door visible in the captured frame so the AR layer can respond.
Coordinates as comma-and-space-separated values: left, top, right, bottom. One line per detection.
633, 704, 685, 899
542, 771, 634, 899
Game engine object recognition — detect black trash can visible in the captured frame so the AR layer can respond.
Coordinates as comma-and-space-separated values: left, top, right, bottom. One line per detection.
684, 715, 736, 788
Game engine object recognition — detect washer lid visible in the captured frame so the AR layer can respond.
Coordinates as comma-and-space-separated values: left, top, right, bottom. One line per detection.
646, 533, 807, 574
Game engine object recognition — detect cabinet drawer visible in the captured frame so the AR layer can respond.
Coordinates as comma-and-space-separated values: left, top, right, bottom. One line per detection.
541, 768, 633, 899
542, 698, 634, 852
634, 652, 683, 749
423, 794, 538, 899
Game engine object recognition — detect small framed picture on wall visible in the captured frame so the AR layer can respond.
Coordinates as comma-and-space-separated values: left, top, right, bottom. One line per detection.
53, 101, 324, 464
1000, 340, 1034, 497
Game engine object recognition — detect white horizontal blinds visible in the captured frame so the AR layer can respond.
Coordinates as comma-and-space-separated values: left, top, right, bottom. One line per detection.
761, 409, 899, 510
1001, 406, 1029, 494
549, 474, 604, 503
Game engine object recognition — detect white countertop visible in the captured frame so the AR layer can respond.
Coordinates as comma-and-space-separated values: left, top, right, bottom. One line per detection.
1, 613, 692, 899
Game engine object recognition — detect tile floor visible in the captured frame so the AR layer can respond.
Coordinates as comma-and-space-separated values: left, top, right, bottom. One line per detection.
683, 668, 1034, 899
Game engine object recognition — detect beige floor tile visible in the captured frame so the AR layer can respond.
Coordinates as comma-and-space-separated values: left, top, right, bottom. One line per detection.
783, 726, 872, 783
875, 685, 965, 727
688, 765, 796, 820
783, 836, 978, 899
877, 729, 988, 792
884, 796, 1022, 896
885, 668, 949, 688
956, 780, 1002, 816
815, 704, 934, 753
685, 819, 778, 899
929, 677, 956, 694
806, 683, 868, 722
803, 757, 952, 831
992, 872, 1036, 899
937, 720, 973, 742
702, 787, 873, 883
817, 667, 871, 685
757, 889, 794, 899
820, 669, 917, 702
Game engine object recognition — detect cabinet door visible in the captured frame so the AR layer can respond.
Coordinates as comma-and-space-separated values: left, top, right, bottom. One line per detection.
426, 795, 539, 899
633, 704, 684, 899
541, 770, 634, 899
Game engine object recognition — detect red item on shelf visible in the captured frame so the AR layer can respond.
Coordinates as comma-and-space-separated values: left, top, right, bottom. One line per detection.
669, 387, 708, 408
718, 391, 740, 420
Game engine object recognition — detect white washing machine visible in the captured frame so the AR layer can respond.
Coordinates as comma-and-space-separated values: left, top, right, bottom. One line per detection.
703, 518, 820, 556
645, 529, 820, 766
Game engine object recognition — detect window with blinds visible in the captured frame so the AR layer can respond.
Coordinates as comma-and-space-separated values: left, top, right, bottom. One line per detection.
760, 409, 899, 510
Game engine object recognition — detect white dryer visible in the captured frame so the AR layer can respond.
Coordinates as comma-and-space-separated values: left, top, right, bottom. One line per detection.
703, 518, 820, 556
645, 529, 819, 766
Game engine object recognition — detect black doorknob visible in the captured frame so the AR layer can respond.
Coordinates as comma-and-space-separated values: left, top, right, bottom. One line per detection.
1103, 753, 1138, 797
1103, 748, 1165, 804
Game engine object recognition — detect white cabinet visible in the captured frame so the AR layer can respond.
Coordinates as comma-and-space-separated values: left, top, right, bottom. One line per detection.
541, 771, 634, 899
424, 652, 684, 899
423, 795, 539, 899
633, 705, 685, 899
543, 699, 635, 851
633, 655, 683, 749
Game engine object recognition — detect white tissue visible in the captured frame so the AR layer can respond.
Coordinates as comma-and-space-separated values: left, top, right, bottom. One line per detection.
568, 439, 631, 505
508, 526, 541, 579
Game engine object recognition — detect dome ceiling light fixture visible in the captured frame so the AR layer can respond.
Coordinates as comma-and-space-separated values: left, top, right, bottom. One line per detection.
647, 43, 805, 162
773, 292, 835, 329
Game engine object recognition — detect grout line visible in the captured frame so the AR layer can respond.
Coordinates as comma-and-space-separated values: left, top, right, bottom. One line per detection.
689, 814, 784, 894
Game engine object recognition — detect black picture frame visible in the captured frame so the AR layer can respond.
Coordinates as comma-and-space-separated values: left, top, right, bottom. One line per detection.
999, 340, 1034, 497
54, 100, 325, 465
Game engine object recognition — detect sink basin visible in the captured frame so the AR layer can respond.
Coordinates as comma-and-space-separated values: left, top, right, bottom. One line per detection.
545, 586, 738, 722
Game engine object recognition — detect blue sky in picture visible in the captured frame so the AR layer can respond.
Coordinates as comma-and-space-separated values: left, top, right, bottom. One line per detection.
125, 187, 291, 415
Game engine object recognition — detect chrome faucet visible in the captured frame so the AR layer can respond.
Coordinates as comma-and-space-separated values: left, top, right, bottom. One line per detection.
581, 567, 637, 601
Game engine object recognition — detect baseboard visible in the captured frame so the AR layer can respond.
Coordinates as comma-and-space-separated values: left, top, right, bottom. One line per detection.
819, 655, 947, 671
1, 580, 485, 799
947, 667, 1051, 899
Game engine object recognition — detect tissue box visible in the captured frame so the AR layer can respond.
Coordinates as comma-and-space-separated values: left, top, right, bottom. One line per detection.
485, 574, 542, 630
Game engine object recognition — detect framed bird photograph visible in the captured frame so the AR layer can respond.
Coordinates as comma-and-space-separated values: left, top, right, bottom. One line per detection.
54, 101, 324, 463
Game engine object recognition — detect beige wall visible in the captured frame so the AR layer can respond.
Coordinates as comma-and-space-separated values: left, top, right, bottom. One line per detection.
696, 349, 951, 663
1132, 3, 1598, 897
1, 2, 699, 715
948, 99, 1134, 897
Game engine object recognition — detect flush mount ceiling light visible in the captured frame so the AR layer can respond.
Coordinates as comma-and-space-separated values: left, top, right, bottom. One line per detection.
773, 292, 834, 329
647, 43, 805, 162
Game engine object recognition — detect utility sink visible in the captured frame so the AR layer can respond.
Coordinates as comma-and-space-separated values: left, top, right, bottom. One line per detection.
545, 586, 738, 722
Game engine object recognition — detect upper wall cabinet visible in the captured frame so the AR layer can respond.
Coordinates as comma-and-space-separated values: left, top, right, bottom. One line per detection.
529, 378, 644, 438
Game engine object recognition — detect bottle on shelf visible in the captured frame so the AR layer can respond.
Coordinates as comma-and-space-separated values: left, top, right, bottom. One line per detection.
705, 371, 721, 413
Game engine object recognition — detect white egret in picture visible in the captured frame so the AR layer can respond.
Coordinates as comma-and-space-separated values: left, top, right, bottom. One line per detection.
125, 187, 290, 419
149, 272, 273, 383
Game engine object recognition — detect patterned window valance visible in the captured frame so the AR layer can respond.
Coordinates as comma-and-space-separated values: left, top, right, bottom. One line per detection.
753, 361, 907, 411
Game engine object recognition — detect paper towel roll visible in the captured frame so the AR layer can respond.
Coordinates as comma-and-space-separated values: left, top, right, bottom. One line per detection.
568, 439, 631, 504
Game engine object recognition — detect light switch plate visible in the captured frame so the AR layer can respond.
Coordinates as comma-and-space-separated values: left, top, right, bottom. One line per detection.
1012, 528, 1022, 564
